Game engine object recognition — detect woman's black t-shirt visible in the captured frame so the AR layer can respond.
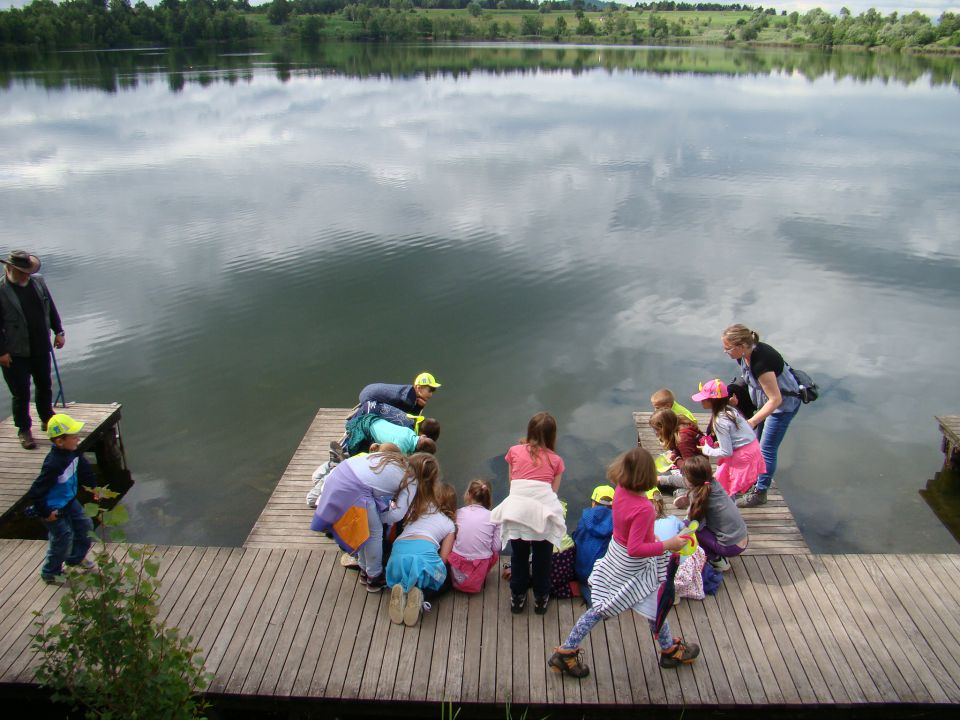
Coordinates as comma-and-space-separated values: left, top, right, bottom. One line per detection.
746, 342, 784, 379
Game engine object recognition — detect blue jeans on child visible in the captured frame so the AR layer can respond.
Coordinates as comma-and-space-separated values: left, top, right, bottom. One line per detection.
40, 498, 93, 578
755, 406, 799, 491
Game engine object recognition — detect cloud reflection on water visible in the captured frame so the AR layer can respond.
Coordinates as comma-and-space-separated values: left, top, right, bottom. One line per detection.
1, 48, 959, 551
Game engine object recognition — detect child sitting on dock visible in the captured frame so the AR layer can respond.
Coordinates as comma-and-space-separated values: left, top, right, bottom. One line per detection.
548, 447, 699, 678
648, 408, 705, 506
651, 388, 698, 424
682, 455, 749, 573
491, 412, 566, 616
448, 479, 501, 593
26, 413, 95, 585
692, 379, 765, 497
387, 483, 457, 626
570, 485, 614, 606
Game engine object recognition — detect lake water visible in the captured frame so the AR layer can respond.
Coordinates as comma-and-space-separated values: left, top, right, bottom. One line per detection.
2, 42, 959, 553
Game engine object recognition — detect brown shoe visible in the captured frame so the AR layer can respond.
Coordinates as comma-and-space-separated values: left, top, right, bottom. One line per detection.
18, 430, 37, 450
659, 639, 700, 668
548, 646, 590, 678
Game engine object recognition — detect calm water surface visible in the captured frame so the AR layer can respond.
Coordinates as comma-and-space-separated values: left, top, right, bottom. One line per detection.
2, 43, 959, 553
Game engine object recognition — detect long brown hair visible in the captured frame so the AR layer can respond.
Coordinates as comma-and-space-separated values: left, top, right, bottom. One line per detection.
606, 447, 657, 494
402, 453, 442, 525
525, 412, 558, 464
436, 483, 458, 522
682, 455, 713, 522
463, 478, 493, 509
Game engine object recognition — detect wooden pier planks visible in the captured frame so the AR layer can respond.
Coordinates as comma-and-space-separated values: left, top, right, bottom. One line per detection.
3, 539, 960, 709
633, 411, 810, 555
243, 407, 352, 550
0, 402, 122, 522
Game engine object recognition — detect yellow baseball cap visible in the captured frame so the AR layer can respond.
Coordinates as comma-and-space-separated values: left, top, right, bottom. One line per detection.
414, 372, 441, 388
591, 485, 615, 506
47, 413, 85, 439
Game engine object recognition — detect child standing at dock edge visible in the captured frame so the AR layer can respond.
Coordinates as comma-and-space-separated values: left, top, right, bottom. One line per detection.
548, 447, 699, 678
692, 379, 765, 497
26, 413, 95, 585
491, 412, 566, 615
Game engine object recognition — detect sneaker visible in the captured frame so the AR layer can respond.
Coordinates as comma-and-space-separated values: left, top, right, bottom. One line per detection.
67, 559, 96, 572
340, 553, 360, 569
510, 593, 526, 614
403, 586, 424, 626
18, 431, 37, 450
736, 489, 768, 508
358, 569, 368, 585
41, 573, 66, 586
659, 639, 700, 668
40, 419, 49, 432
673, 492, 690, 510
534, 595, 549, 615
328, 441, 345, 465
365, 573, 386, 592
548, 647, 590, 678
421, 601, 432, 614
389, 584, 406, 624
709, 557, 731, 572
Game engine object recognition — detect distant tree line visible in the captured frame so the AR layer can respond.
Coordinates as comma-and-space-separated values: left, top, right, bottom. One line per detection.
1, 0, 957, 50
0, 0, 257, 48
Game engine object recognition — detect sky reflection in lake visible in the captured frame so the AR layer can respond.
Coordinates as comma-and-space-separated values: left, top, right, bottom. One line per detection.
1, 45, 959, 551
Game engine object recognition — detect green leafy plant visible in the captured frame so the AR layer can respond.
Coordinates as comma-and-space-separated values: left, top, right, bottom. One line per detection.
32, 486, 211, 720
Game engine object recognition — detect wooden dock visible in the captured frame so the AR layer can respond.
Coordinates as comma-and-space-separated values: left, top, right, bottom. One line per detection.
0, 402, 123, 528
244, 408, 348, 550
936, 415, 960, 471
1, 406, 959, 712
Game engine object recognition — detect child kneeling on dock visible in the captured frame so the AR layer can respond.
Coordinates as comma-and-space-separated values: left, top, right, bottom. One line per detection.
448, 479, 501, 593
387, 483, 457, 626
681, 455, 749, 573
548, 448, 699, 678
26, 414, 95, 585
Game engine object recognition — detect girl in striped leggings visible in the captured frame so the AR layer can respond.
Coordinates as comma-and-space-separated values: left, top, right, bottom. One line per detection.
547, 447, 700, 677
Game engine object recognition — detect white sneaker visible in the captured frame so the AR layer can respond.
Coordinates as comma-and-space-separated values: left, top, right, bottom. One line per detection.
389, 584, 406, 624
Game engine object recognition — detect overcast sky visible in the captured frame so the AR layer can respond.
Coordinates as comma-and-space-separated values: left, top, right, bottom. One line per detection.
0, 1, 958, 15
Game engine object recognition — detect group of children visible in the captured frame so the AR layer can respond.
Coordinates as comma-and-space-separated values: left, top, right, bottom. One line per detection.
22, 370, 755, 679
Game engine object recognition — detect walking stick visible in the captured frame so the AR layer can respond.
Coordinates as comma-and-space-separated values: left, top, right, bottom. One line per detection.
51, 349, 66, 407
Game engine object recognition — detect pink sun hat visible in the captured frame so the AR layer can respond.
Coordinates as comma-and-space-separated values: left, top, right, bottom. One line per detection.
691, 378, 729, 402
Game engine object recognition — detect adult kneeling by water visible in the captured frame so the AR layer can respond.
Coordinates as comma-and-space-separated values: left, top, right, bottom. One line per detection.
721, 324, 802, 508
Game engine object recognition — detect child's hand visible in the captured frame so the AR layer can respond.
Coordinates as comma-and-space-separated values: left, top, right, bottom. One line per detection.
663, 535, 688, 553
45, 510, 58, 522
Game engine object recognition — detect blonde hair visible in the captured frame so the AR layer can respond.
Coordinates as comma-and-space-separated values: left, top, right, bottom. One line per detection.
650, 388, 675, 409
722, 324, 760, 349
650, 489, 667, 519
464, 478, 493, 509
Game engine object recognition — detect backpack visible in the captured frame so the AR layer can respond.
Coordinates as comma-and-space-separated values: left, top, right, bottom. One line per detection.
787, 367, 819, 404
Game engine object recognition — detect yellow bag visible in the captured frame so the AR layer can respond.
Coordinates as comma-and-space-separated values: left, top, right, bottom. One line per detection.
333, 505, 371, 553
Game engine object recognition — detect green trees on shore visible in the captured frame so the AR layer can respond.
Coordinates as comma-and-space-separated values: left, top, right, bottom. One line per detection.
1, 1, 958, 51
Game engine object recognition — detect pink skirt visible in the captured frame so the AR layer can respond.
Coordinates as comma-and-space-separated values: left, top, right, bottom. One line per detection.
448, 551, 498, 594
715, 439, 766, 496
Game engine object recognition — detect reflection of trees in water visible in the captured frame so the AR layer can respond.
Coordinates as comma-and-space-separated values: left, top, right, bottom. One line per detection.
1, 43, 958, 92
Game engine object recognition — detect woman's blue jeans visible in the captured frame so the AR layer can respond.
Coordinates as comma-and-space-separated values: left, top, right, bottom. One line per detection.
755, 407, 799, 491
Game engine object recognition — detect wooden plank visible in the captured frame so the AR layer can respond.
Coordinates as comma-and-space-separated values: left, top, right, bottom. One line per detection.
494, 567, 515, 705
341, 583, 386, 700
460, 588, 484, 703
478, 568, 500, 702
554, 596, 582, 705
816, 555, 916, 702
541, 593, 564, 706
700, 580, 765, 704
284, 555, 346, 698
723, 559, 796, 704
223, 549, 298, 695
668, 598, 705, 706
778, 555, 872, 703
405, 589, 437, 703
312, 573, 368, 697
424, 588, 454, 701
845, 554, 950, 703
258, 550, 330, 696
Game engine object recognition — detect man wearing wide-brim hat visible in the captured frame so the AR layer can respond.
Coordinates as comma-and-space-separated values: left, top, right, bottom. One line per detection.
0, 251, 66, 450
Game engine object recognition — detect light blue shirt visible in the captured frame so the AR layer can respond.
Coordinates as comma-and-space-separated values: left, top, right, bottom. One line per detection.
369, 418, 418, 455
